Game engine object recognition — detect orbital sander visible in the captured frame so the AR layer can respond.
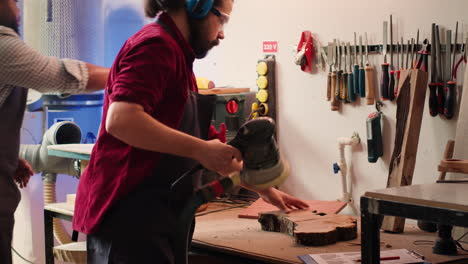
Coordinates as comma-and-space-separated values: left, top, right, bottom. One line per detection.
173, 117, 289, 264
228, 116, 289, 191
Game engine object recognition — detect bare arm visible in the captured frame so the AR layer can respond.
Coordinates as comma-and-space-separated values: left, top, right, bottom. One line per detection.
106, 101, 242, 176
84, 63, 109, 93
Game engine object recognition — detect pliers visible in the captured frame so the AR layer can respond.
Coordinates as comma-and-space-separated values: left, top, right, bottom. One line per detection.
453, 38, 467, 80
414, 39, 429, 72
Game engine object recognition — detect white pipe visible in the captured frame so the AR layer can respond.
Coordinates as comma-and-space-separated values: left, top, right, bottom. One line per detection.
336, 133, 360, 204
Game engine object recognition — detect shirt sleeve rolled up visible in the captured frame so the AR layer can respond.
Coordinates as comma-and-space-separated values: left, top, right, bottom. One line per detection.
0, 27, 89, 96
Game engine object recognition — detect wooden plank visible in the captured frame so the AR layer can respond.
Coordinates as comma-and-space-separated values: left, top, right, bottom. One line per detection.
453, 64, 468, 242
438, 159, 468, 174
53, 242, 86, 264
198, 88, 250, 95
453, 62, 468, 176
259, 210, 357, 246
438, 140, 455, 181
382, 69, 429, 233
44, 202, 75, 216
238, 199, 346, 219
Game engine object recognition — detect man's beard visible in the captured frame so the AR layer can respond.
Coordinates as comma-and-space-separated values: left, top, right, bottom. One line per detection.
189, 20, 218, 59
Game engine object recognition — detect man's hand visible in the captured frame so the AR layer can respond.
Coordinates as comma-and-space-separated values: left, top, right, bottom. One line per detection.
14, 158, 34, 188
258, 187, 309, 212
197, 139, 242, 176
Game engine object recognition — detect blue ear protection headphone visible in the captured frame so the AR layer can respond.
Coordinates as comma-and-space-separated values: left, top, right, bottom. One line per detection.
186, 0, 214, 19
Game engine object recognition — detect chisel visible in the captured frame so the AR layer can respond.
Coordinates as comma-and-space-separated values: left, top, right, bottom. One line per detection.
388, 15, 395, 101
331, 40, 340, 111
342, 41, 349, 102
359, 35, 366, 97
428, 23, 439, 116
337, 42, 344, 102
381, 21, 390, 100
347, 42, 356, 102
365, 32, 375, 105
445, 22, 458, 119
335, 41, 341, 101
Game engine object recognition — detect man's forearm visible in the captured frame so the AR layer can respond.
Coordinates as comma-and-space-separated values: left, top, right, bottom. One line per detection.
106, 101, 204, 160
85, 63, 110, 92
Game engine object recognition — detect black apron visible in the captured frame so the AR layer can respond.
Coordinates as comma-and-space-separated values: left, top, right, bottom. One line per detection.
87, 91, 216, 264
0, 87, 26, 264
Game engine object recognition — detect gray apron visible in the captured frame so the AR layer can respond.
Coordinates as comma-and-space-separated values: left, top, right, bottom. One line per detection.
0, 87, 27, 264
87, 91, 216, 264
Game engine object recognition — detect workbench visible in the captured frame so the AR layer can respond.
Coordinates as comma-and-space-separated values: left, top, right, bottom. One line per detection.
45, 145, 468, 263
361, 183, 468, 264
193, 203, 468, 263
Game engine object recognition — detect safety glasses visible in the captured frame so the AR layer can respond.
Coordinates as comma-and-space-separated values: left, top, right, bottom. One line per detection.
210, 7, 230, 30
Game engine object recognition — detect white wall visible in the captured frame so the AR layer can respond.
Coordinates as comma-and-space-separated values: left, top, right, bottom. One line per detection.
14, 0, 466, 263
194, 0, 466, 215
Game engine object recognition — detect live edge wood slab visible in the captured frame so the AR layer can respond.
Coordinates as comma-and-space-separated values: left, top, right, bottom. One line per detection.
258, 210, 357, 246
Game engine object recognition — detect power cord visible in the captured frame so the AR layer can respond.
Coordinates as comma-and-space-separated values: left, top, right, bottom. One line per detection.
11, 247, 34, 264
195, 197, 255, 217
413, 230, 468, 254
195, 203, 249, 217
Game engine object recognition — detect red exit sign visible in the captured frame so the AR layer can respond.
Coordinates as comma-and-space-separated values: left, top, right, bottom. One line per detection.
263, 41, 278, 53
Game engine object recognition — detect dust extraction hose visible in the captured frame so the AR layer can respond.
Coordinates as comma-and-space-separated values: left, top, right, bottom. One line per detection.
19, 121, 82, 245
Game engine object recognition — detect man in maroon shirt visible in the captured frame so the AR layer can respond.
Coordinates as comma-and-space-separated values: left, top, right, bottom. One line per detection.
73, 0, 309, 263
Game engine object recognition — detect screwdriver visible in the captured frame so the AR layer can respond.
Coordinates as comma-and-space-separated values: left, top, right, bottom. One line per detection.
342, 42, 349, 102
388, 15, 395, 101
364, 32, 375, 105
335, 41, 341, 101
445, 22, 458, 119
359, 35, 366, 97
347, 42, 356, 103
428, 23, 438, 116
337, 42, 344, 102
353, 33, 360, 98
381, 21, 390, 100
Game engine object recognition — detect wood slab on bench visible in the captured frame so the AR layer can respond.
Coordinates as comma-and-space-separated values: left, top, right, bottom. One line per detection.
238, 199, 347, 219
259, 210, 357, 246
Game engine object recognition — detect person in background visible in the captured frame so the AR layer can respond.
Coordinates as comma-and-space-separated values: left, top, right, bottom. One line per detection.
0, 0, 109, 263
72, 0, 309, 263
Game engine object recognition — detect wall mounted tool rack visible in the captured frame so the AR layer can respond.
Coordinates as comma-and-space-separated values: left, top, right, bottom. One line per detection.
322, 44, 465, 55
